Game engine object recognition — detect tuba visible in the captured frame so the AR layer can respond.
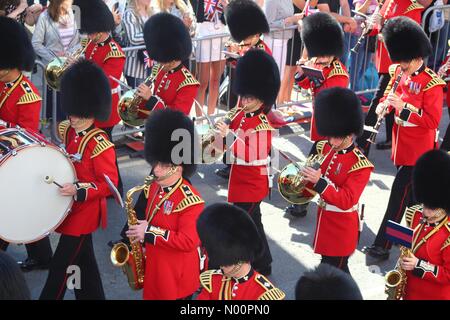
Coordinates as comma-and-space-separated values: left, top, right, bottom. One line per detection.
117, 72, 157, 127
385, 246, 410, 300
45, 40, 91, 90
278, 149, 332, 205
110, 175, 154, 290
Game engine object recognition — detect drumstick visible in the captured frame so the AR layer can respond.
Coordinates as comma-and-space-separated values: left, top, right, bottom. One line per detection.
44, 176, 63, 188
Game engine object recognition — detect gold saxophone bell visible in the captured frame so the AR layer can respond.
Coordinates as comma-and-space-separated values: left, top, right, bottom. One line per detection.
384, 246, 410, 300
44, 40, 92, 91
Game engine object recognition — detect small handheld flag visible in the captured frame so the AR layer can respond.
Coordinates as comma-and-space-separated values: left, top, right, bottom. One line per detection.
385, 220, 413, 248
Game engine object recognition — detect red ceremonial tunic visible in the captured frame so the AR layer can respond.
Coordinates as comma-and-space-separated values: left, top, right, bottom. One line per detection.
403, 205, 450, 300
227, 106, 273, 203
370, 0, 424, 73
137, 64, 199, 117
381, 64, 445, 166
0, 73, 41, 132
84, 37, 126, 128
296, 60, 349, 141
139, 178, 204, 300
197, 269, 285, 300
56, 121, 118, 236
302, 141, 373, 256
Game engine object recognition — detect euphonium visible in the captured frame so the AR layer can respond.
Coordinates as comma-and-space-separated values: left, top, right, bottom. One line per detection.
45, 40, 91, 90
278, 149, 332, 205
117, 72, 156, 127
110, 175, 154, 290
385, 246, 410, 300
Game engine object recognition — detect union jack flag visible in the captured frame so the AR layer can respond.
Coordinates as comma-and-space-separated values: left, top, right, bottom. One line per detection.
204, 0, 223, 22
143, 50, 153, 70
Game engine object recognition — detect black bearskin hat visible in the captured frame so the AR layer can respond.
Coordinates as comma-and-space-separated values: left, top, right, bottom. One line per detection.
144, 109, 197, 178
143, 13, 192, 63
60, 59, 111, 121
0, 17, 35, 71
197, 203, 263, 267
314, 87, 363, 137
383, 16, 432, 62
413, 150, 450, 212
234, 49, 280, 111
295, 264, 363, 300
225, 0, 270, 42
75, 0, 115, 34
301, 12, 344, 58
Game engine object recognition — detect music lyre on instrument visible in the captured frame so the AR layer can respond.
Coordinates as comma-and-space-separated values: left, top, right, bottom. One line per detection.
366, 70, 404, 144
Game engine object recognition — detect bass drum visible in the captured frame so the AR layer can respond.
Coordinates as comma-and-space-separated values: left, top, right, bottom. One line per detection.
0, 127, 76, 244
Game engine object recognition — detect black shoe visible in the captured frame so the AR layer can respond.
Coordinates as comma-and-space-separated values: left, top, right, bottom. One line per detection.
285, 204, 307, 217
256, 265, 272, 276
17, 258, 50, 272
375, 141, 392, 150
214, 166, 230, 179
363, 245, 390, 261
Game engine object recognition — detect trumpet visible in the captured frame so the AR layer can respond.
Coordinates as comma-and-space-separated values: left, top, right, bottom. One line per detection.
351, 0, 386, 53
45, 40, 91, 90
366, 70, 403, 144
117, 72, 157, 127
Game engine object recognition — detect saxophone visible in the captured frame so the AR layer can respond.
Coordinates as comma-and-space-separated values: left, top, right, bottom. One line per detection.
110, 175, 154, 290
385, 246, 410, 300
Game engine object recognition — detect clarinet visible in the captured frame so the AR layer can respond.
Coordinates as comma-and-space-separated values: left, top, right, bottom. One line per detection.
366, 70, 404, 144
351, 0, 386, 53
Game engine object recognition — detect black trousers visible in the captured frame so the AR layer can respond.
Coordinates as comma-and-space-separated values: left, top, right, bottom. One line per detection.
356, 73, 394, 156
441, 123, 450, 151
233, 202, 272, 271
40, 233, 104, 300
0, 236, 52, 264
321, 255, 350, 274
102, 126, 123, 197
373, 166, 415, 250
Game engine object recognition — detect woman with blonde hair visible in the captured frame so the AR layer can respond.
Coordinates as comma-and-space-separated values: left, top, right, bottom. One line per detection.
156, 0, 196, 36
122, 0, 154, 87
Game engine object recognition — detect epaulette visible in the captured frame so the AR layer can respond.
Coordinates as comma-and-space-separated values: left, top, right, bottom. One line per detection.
80, 37, 89, 48
316, 140, 327, 156
442, 236, 450, 251
424, 68, 446, 91
173, 184, 204, 213
348, 149, 374, 173
177, 68, 200, 91
104, 42, 125, 61
254, 114, 275, 132
327, 61, 348, 79
58, 120, 71, 144
91, 133, 115, 159
255, 274, 285, 300
405, 0, 424, 14
224, 107, 244, 123
76, 128, 105, 157
143, 175, 154, 198
151, 64, 163, 79
199, 269, 222, 293
388, 64, 400, 78
404, 204, 422, 228
17, 81, 41, 105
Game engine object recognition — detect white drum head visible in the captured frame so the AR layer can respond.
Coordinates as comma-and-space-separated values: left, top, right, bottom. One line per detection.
0, 145, 76, 243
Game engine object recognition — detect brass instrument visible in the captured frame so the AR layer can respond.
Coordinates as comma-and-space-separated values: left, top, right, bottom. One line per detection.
45, 40, 91, 90
278, 148, 333, 205
351, 0, 386, 53
438, 48, 450, 80
110, 175, 154, 290
385, 246, 410, 300
366, 70, 404, 144
117, 72, 156, 127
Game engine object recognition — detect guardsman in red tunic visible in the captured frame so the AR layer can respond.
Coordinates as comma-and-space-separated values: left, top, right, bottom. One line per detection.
196, 203, 285, 300
298, 87, 373, 273
288, 13, 349, 218
125, 109, 204, 300
0, 16, 53, 272
40, 60, 118, 300
400, 150, 450, 300
213, 50, 280, 276
357, 0, 424, 154
438, 44, 450, 151
135, 13, 199, 117
364, 17, 445, 261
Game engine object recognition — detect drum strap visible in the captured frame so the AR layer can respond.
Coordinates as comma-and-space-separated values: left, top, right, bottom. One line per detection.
0, 74, 23, 111
77, 128, 107, 157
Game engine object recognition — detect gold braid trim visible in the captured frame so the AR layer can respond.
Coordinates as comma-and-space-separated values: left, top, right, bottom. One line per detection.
424, 69, 446, 91
58, 120, 71, 144
258, 288, 286, 300
404, 204, 422, 228
177, 68, 200, 91
199, 270, 221, 293
327, 61, 348, 79
91, 134, 114, 159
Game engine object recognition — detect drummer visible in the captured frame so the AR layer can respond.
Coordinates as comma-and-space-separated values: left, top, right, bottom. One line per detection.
0, 17, 53, 272
39, 60, 118, 300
